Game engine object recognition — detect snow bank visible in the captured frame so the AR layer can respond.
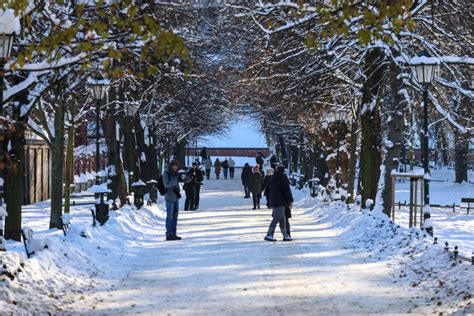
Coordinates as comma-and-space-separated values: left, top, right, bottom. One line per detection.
0, 203, 167, 314
295, 192, 473, 314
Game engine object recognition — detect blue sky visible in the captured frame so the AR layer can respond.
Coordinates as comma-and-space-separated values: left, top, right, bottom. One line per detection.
198, 117, 267, 148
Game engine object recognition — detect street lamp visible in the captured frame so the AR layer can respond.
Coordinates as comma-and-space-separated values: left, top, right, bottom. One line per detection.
411, 50, 439, 236
333, 109, 347, 188
0, 32, 14, 250
87, 78, 110, 185
146, 114, 157, 180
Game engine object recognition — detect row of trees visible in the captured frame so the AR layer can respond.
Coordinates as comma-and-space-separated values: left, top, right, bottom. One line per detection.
0, 2, 237, 241
230, 1, 472, 215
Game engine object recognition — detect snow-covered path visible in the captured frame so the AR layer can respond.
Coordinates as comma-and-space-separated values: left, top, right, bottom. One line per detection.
71, 177, 425, 315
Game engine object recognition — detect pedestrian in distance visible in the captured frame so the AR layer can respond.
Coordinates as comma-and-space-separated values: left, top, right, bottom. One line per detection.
163, 160, 183, 241
263, 168, 273, 208
214, 158, 222, 180
270, 154, 278, 170
204, 156, 212, 180
265, 165, 293, 242
228, 157, 236, 179
256, 152, 265, 170
248, 165, 264, 209
241, 162, 252, 198
200, 147, 208, 163
184, 162, 204, 211
222, 158, 229, 179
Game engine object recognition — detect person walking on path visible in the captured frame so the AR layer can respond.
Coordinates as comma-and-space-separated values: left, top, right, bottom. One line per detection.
228, 157, 236, 179
248, 165, 264, 209
256, 152, 264, 170
163, 160, 182, 241
214, 158, 222, 180
241, 162, 252, 198
222, 158, 229, 179
204, 156, 212, 180
265, 165, 293, 242
200, 147, 208, 163
183, 162, 204, 211
263, 168, 273, 208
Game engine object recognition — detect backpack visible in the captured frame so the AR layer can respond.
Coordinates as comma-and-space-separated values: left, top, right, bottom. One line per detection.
157, 174, 166, 195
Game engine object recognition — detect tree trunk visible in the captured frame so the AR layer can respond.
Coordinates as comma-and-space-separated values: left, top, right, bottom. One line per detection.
346, 119, 359, 203
381, 56, 405, 216
49, 103, 65, 229
360, 48, 384, 208
64, 122, 74, 214
4, 122, 26, 241
454, 130, 468, 183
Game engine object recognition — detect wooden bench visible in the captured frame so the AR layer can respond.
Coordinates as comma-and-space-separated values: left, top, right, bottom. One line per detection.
60, 214, 72, 236
460, 198, 473, 215
21, 227, 35, 258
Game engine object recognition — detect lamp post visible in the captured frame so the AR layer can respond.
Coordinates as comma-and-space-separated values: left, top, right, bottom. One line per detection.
333, 110, 347, 188
0, 32, 15, 251
411, 51, 438, 236
87, 79, 110, 185
146, 114, 157, 180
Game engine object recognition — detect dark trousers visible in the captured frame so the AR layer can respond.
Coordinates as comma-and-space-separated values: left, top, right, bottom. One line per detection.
286, 218, 291, 236
216, 172, 220, 179
184, 186, 195, 210
252, 192, 261, 208
194, 183, 201, 208
229, 167, 235, 178
205, 169, 211, 180
244, 185, 250, 197
223, 168, 228, 179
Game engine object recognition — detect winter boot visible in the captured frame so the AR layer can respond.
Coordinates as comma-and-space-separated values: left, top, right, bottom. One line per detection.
264, 236, 276, 242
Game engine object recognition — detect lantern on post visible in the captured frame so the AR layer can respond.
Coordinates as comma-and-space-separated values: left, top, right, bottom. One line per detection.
87, 78, 110, 185
411, 50, 439, 237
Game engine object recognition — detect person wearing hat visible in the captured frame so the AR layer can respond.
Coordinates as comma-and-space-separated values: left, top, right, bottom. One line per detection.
263, 168, 274, 208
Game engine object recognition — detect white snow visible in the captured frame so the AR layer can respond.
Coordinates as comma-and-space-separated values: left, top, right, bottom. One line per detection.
0, 176, 472, 314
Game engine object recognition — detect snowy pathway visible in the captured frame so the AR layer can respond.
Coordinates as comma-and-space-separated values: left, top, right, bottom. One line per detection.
71, 178, 425, 315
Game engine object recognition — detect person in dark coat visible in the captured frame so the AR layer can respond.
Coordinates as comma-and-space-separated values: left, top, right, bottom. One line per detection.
183, 162, 204, 211
214, 158, 222, 179
270, 154, 278, 170
241, 163, 252, 198
222, 159, 229, 179
263, 168, 274, 208
265, 165, 293, 242
248, 165, 264, 209
200, 147, 208, 162
256, 152, 264, 170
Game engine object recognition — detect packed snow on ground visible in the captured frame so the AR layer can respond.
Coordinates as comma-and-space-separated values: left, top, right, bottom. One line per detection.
0, 177, 472, 314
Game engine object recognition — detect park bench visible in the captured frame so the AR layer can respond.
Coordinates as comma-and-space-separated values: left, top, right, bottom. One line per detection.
60, 214, 72, 236
21, 227, 35, 258
460, 198, 473, 215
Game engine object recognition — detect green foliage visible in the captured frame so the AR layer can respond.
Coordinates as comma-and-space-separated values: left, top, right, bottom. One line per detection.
1, 1, 191, 77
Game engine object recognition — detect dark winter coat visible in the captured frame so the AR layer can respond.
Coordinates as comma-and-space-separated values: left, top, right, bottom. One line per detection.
241, 165, 252, 185
263, 175, 272, 197
214, 160, 222, 173
222, 160, 229, 169
268, 172, 294, 208
248, 172, 264, 194
256, 154, 264, 168
200, 148, 208, 160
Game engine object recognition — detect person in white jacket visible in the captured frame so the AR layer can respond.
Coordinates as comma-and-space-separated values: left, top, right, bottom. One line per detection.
228, 157, 236, 179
